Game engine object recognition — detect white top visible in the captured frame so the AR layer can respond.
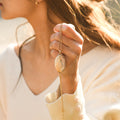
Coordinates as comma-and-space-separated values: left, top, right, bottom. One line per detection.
0, 43, 120, 120
0, 44, 60, 120
8, 74, 60, 120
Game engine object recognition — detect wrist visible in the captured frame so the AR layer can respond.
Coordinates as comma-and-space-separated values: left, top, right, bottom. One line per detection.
60, 75, 79, 94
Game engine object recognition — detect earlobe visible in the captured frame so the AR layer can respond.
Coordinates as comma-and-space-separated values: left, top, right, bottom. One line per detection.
35, 0, 43, 5
35, 1, 40, 5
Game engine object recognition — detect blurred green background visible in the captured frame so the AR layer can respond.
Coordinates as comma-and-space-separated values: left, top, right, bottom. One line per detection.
105, 0, 120, 24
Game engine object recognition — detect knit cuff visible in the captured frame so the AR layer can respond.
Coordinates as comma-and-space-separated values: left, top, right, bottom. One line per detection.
45, 75, 88, 120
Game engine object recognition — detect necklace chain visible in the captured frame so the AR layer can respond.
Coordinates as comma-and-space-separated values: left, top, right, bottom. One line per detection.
59, 24, 64, 120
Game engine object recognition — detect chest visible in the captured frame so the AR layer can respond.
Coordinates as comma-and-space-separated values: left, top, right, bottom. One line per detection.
7, 75, 59, 120
21, 58, 59, 95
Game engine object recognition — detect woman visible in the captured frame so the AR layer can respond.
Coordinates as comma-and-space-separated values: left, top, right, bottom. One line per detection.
0, 0, 120, 120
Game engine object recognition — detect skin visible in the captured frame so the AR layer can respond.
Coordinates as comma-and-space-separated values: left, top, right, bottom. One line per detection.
0, 0, 97, 95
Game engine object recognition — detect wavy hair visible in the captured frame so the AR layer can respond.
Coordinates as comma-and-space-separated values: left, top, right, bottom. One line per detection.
14, 0, 120, 91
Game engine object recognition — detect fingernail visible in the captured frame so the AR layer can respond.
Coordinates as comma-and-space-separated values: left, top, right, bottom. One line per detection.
68, 24, 75, 29
54, 24, 60, 32
54, 23, 67, 32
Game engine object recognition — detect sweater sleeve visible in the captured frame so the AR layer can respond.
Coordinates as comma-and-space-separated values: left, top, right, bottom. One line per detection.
82, 50, 120, 120
0, 48, 8, 120
0, 106, 6, 120
0, 78, 7, 120
0, 79, 7, 120
45, 75, 89, 120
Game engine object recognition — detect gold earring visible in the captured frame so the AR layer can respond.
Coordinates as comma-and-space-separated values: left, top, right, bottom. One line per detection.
35, 1, 40, 5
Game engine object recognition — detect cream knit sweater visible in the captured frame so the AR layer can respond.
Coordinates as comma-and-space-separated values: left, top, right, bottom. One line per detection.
0, 44, 120, 120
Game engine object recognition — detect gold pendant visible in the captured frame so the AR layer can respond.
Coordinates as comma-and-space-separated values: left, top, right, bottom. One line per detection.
55, 54, 66, 73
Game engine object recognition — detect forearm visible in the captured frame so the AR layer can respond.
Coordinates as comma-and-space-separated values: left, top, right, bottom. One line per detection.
59, 71, 80, 94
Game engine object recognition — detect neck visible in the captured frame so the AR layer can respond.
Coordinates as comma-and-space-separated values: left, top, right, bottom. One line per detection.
26, 2, 55, 60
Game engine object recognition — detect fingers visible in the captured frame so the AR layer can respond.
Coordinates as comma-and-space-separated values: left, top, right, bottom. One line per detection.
53, 23, 84, 44
50, 32, 82, 55
50, 40, 79, 60
50, 23, 83, 67
50, 49, 59, 58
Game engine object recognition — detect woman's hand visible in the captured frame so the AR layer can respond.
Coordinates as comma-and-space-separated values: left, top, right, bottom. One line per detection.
50, 23, 84, 94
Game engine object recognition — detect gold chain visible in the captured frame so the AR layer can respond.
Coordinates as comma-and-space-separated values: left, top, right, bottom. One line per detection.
59, 24, 63, 54
59, 73, 64, 120
59, 24, 64, 120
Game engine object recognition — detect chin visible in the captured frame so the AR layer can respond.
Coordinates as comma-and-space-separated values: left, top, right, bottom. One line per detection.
1, 14, 15, 20
0, 11, 22, 20
1, 15, 20, 20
